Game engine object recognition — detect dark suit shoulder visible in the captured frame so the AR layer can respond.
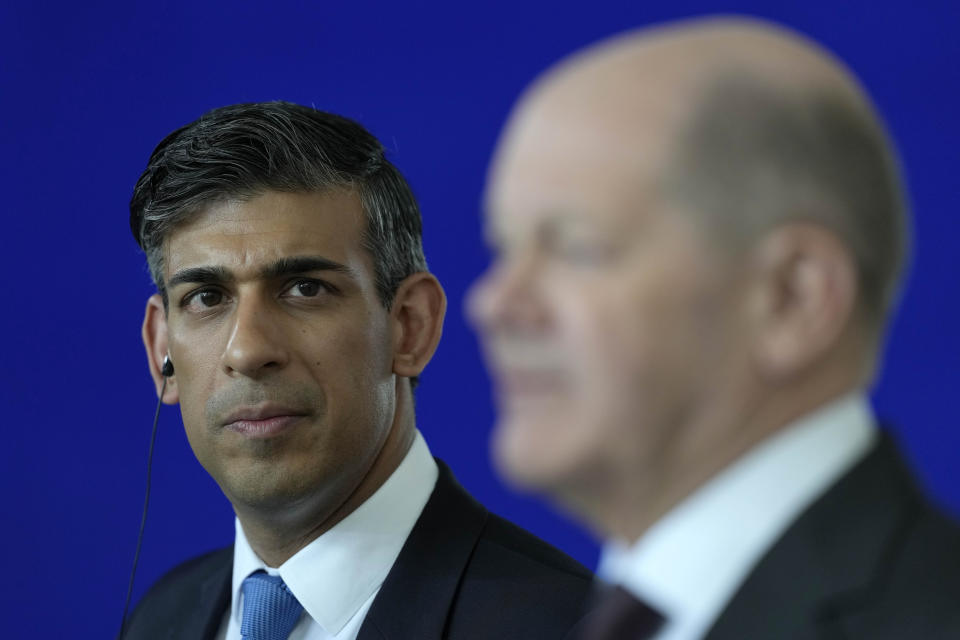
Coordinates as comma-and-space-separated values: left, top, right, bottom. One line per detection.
708, 435, 960, 640
447, 511, 593, 639
476, 511, 592, 580
839, 497, 960, 638
365, 460, 594, 640
123, 546, 232, 640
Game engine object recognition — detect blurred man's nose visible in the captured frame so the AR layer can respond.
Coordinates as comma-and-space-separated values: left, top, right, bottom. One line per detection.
466, 250, 547, 334
221, 294, 290, 378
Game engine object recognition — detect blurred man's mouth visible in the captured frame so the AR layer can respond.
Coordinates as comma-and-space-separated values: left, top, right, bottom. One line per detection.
486, 340, 568, 401
498, 370, 566, 395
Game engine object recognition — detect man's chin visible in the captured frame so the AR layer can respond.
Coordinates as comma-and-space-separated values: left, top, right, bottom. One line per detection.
215, 464, 317, 513
490, 417, 580, 494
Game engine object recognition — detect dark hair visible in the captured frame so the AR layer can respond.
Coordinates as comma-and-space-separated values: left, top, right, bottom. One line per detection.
129, 101, 428, 308
664, 73, 909, 333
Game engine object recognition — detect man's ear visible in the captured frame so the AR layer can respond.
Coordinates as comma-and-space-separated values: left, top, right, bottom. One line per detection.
142, 294, 179, 404
747, 223, 857, 380
390, 272, 447, 378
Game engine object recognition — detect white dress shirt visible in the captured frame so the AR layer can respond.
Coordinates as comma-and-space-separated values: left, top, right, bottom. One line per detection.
597, 393, 877, 640
215, 430, 439, 640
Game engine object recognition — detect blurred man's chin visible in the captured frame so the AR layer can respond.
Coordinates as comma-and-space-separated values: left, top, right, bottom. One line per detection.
490, 416, 578, 493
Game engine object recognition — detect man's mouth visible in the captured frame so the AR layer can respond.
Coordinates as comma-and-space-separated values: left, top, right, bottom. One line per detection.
221, 404, 310, 438
487, 341, 567, 395
497, 369, 567, 396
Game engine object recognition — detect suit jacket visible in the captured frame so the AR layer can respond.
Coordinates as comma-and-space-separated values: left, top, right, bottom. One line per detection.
123, 460, 593, 640
703, 434, 960, 639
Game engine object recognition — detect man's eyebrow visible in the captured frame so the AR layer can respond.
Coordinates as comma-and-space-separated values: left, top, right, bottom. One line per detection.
167, 266, 233, 289
166, 257, 355, 290
260, 256, 357, 280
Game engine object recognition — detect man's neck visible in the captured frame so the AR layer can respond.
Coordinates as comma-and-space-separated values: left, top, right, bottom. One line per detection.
585, 375, 864, 542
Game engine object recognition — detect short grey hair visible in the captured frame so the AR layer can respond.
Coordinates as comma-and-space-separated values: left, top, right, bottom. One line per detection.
663, 73, 909, 333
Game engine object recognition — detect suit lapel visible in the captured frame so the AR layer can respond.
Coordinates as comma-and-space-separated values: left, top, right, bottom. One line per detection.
180, 547, 232, 640
705, 434, 921, 639
357, 459, 489, 640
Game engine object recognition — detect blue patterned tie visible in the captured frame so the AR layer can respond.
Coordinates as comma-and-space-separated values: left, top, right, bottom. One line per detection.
240, 572, 304, 640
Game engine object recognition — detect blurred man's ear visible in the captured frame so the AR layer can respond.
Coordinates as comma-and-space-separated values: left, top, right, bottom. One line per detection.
747, 223, 858, 380
390, 272, 447, 379
142, 294, 180, 404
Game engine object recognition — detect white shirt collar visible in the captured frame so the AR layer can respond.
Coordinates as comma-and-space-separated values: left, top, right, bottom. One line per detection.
597, 393, 877, 640
229, 429, 439, 636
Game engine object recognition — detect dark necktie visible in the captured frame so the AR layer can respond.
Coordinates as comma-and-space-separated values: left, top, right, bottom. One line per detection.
576, 583, 665, 640
240, 572, 304, 640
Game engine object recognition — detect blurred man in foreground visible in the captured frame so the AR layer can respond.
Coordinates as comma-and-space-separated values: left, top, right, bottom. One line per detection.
125, 101, 591, 639
469, 17, 960, 639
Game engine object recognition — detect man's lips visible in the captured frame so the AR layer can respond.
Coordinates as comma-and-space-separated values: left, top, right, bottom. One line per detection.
221, 405, 310, 438
496, 369, 567, 395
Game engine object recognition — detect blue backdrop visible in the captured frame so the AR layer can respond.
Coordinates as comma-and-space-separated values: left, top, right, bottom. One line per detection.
1, 1, 957, 637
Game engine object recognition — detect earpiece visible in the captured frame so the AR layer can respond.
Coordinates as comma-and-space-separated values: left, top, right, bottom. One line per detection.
161, 355, 175, 377
121, 355, 171, 638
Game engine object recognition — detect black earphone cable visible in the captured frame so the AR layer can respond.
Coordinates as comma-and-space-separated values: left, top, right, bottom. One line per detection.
117, 377, 166, 639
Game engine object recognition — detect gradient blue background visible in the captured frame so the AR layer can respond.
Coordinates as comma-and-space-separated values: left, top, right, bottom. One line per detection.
1, 1, 957, 637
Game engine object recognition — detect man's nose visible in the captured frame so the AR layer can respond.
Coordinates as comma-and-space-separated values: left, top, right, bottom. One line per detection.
465, 250, 547, 333
222, 295, 289, 378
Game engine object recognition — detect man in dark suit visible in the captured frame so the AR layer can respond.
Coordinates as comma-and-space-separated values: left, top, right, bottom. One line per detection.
125, 102, 592, 639
468, 17, 960, 638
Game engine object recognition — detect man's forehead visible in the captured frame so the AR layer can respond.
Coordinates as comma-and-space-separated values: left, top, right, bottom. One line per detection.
511, 74, 688, 149
486, 96, 676, 238
487, 51, 701, 219
162, 190, 368, 277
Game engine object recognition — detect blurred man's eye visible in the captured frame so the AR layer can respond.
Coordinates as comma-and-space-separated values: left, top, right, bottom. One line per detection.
548, 238, 619, 265
538, 219, 620, 266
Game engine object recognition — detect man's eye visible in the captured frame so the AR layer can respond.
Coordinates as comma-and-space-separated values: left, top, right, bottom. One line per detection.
183, 289, 224, 310
548, 240, 618, 265
540, 227, 620, 266
198, 290, 223, 306
285, 279, 329, 298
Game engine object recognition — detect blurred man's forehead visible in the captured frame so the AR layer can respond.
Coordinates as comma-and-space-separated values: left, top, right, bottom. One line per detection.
486, 51, 710, 223
486, 96, 679, 239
